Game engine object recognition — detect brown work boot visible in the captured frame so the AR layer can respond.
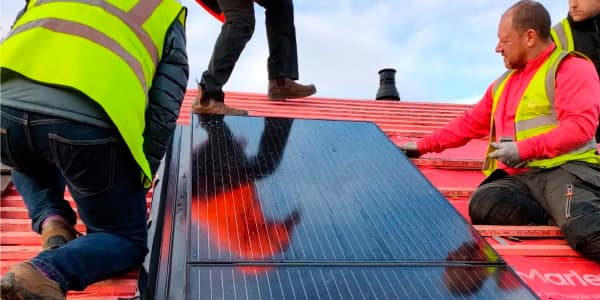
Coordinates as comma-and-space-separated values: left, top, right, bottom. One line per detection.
41, 219, 78, 250
268, 78, 316, 101
0, 262, 65, 300
192, 86, 248, 116
192, 98, 248, 116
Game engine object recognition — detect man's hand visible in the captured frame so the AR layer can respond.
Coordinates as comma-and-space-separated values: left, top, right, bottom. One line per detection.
488, 142, 522, 167
399, 141, 421, 158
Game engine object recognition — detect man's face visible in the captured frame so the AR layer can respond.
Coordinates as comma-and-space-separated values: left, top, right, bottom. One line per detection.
495, 14, 529, 70
569, 0, 600, 22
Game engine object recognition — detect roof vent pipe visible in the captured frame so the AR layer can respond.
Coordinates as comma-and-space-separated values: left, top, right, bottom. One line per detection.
375, 68, 400, 100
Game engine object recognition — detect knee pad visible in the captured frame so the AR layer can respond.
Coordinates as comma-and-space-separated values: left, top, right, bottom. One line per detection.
562, 214, 600, 262
468, 185, 545, 225
577, 232, 600, 263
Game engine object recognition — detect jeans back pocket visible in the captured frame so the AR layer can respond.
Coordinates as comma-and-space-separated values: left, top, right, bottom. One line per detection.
0, 128, 18, 167
49, 133, 117, 197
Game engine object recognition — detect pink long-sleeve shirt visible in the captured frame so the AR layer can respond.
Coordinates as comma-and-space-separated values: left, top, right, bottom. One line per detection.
417, 44, 600, 174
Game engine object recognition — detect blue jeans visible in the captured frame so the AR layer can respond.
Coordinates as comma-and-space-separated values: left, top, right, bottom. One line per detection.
0, 106, 148, 291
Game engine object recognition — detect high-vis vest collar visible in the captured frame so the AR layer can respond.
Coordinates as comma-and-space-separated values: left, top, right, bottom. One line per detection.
551, 18, 592, 60
551, 18, 575, 52
482, 48, 600, 176
1, 0, 186, 187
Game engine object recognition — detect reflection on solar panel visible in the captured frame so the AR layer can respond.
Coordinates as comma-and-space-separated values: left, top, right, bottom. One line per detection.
140, 115, 537, 299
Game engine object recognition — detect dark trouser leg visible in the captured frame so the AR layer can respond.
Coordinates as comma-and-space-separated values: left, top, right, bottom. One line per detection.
1, 107, 77, 233
32, 126, 148, 291
468, 175, 548, 225
1, 108, 149, 292
200, 0, 255, 101
527, 163, 600, 262
249, 118, 293, 173
12, 169, 77, 232
260, 0, 299, 80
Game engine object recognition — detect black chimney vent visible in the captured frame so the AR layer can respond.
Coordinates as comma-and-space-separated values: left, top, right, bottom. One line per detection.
376, 68, 400, 100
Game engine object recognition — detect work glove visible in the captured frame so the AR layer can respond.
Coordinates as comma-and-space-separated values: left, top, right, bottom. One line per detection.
488, 141, 522, 167
399, 141, 421, 158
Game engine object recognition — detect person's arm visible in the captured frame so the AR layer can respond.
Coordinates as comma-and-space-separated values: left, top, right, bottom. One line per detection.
517, 56, 600, 160
143, 21, 189, 175
414, 85, 494, 155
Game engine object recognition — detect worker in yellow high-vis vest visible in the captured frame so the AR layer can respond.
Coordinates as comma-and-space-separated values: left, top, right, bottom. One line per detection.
0, 0, 188, 298
551, 0, 600, 140
400, 1, 600, 262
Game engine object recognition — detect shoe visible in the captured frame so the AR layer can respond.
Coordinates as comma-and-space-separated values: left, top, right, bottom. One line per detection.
192, 98, 248, 116
41, 219, 78, 250
268, 78, 316, 101
0, 262, 64, 300
193, 86, 248, 116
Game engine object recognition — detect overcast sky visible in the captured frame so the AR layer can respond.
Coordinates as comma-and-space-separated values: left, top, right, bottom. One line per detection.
1, 1, 566, 103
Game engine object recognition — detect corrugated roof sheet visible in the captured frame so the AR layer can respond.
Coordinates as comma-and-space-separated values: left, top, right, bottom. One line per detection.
1, 90, 599, 299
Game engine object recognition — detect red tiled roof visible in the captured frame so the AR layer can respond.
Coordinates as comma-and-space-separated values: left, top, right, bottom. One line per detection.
1, 90, 599, 299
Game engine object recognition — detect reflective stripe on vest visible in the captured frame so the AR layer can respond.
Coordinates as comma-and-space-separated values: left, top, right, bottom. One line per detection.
481, 70, 513, 175
551, 18, 592, 61
551, 18, 574, 52
0, 0, 186, 187
483, 49, 600, 175
35, 0, 162, 68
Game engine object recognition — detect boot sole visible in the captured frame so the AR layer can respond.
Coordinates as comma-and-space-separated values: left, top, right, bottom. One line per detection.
192, 104, 248, 116
43, 236, 69, 251
41, 225, 78, 251
1, 274, 35, 300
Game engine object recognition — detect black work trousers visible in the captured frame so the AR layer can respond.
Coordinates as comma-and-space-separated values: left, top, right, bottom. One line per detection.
468, 161, 600, 262
200, 0, 299, 101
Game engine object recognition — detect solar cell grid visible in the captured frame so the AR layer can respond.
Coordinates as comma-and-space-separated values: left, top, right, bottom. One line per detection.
146, 115, 537, 299
190, 116, 493, 262
188, 266, 536, 299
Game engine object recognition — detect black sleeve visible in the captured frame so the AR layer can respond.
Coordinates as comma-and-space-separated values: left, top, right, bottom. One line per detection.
143, 20, 189, 175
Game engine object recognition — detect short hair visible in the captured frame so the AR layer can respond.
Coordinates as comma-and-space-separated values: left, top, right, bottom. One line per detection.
508, 0, 551, 40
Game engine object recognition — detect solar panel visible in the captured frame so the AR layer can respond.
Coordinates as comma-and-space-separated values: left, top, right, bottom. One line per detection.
189, 266, 534, 299
143, 115, 536, 299
191, 115, 492, 262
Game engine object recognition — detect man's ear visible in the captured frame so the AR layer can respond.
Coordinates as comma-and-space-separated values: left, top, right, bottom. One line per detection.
525, 28, 537, 47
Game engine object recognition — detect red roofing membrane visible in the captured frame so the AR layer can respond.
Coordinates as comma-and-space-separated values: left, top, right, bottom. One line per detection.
1, 90, 599, 299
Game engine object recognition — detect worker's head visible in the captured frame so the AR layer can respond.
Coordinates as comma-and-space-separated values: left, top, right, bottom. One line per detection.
495, 0, 551, 69
569, 0, 600, 22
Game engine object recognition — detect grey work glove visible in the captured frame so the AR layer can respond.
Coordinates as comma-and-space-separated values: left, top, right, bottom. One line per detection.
488, 141, 522, 167
399, 141, 421, 158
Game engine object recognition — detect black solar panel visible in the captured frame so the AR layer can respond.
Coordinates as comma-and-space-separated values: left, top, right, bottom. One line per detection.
142, 115, 537, 299
190, 115, 493, 262
189, 266, 533, 299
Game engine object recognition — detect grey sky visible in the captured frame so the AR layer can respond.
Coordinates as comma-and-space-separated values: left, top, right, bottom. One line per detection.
1, 1, 566, 103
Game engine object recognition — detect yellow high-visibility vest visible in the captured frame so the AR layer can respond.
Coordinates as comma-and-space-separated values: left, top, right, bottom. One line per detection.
551, 18, 592, 60
1, 0, 187, 187
482, 48, 599, 176
551, 18, 575, 52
